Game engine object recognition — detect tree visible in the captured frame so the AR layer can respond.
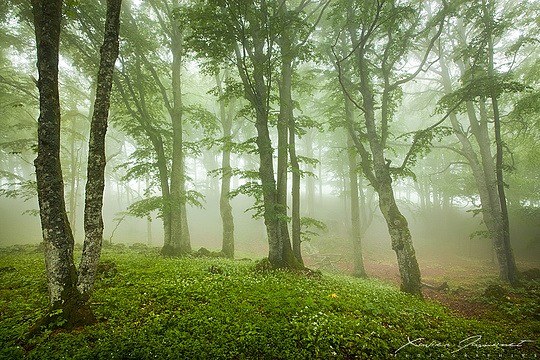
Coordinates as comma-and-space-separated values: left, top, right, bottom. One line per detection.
78, 0, 123, 295
276, 0, 330, 267
185, 0, 302, 268
482, 0, 517, 285
215, 70, 235, 258
112, 0, 201, 256
434, 0, 532, 284
31, 0, 121, 330
329, 0, 447, 295
144, 0, 192, 256
346, 112, 367, 278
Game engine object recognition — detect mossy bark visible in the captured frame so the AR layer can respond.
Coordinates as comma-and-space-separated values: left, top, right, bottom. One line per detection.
78, 0, 122, 296
337, 8, 423, 295
32, 0, 122, 335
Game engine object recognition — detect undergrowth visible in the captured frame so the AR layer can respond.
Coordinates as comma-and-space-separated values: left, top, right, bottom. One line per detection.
0, 245, 538, 359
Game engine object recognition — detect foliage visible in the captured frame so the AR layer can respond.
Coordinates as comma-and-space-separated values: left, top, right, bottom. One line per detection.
126, 190, 205, 219
0, 179, 36, 202
437, 74, 529, 114
396, 126, 455, 177
126, 197, 163, 218
0, 246, 538, 359
300, 217, 327, 243
228, 181, 264, 219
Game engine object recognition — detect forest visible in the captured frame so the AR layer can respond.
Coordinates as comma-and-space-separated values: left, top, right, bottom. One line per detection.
0, 0, 539, 358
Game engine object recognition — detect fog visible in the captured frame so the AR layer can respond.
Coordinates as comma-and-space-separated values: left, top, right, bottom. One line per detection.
1, 0, 539, 286
2, 167, 538, 269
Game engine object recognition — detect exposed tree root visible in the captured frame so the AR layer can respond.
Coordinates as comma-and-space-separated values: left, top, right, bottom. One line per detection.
27, 294, 96, 339
422, 281, 449, 291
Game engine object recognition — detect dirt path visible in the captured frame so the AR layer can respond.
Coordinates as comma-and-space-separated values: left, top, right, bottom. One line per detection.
306, 253, 538, 320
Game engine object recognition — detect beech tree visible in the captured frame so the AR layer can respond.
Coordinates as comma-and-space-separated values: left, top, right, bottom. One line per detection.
276, 0, 330, 266
433, 0, 536, 284
112, 2, 188, 255
31, 0, 121, 329
214, 70, 236, 258
329, 0, 447, 295
185, 0, 302, 268
144, 0, 192, 256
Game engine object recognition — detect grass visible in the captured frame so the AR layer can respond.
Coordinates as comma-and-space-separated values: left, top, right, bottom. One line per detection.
0, 245, 538, 359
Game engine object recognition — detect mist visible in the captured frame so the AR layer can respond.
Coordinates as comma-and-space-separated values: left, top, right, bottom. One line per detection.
1, 0, 539, 357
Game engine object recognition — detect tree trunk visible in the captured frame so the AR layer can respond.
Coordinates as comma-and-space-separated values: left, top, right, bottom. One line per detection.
232, 24, 300, 269
377, 172, 422, 295
279, 27, 303, 266
289, 107, 302, 265
439, 32, 517, 284
255, 110, 282, 265
146, 215, 153, 245
491, 93, 517, 284
344, 21, 422, 295
357, 176, 372, 235
152, 134, 173, 254
346, 131, 366, 278
31, 0, 94, 329
276, 80, 291, 263
68, 114, 79, 238
255, 107, 298, 268
69, 84, 95, 238
304, 131, 315, 217
78, 0, 122, 296
165, 12, 191, 256
216, 72, 235, 258
483, 0, 518, 284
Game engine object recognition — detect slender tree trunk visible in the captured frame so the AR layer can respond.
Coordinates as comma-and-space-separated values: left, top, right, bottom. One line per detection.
69, 84, 95, 238
216, 72, 235, 258
276, 81, 291, 263
318, 146, 323, 205
145, 176, 153, 245
68, 115, 78, 237
78, 0, 122, 296
153, 135, 172, 252
304, 131, 315, 217
346, 118, 366, 278
491, 94, 517, 283
165, 13, 190, 256
357, 176, 369, 235
146, 215, 153, 245
289, 110, 302, 265
278, 24, 303, 265
484, 0, 517, 284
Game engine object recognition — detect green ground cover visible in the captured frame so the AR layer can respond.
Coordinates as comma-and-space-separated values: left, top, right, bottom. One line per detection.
0, 245, 538, 359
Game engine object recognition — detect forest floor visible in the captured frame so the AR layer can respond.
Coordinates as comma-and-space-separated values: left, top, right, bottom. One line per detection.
368, 256, 540, 321
0, 244, 539, 359
306, 251, 540, 329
